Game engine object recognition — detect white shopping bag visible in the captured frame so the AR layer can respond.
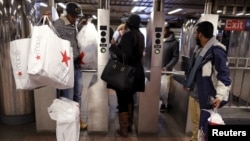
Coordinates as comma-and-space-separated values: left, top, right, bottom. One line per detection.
160, 75, 171, 105
48, 98, 80, 141
38, 33, 74, 89
27, 24, 55, 75
9, 38, 44, 89
77, 21, 98, 70
27, 16, 74, 89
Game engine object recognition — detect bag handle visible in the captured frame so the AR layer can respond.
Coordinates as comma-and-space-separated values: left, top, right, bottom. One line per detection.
35, 15, 60, 37
122, 53, 129, 65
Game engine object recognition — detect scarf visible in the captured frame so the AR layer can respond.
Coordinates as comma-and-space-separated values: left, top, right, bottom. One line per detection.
183, 37, 219, 89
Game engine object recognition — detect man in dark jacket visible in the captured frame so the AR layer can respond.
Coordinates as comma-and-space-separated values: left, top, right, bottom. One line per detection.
183, 21, 231, 141
160, 25, 179, 112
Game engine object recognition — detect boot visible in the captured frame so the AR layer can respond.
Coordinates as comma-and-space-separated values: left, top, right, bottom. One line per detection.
117, 112, 129, 137
80, 120, 87, 129
128, 104, 134, 132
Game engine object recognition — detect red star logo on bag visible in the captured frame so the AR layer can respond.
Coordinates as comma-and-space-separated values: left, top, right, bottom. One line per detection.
80, 51, 85, 64
61, 50, 70, 67
17, 71, 22, 77
36, 55, 40, 60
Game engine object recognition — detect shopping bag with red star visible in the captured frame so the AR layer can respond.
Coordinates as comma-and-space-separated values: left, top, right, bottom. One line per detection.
27, 18, 74, 89
32, 34, 74, 89
10, 38, 44, 89
27, 24, 54, 75
77, 21, 98, 70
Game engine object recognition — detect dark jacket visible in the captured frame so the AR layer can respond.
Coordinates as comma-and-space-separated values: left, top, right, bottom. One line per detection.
109, 29, 145, 92
162, 32, 179, 71
185, 38, 231, 109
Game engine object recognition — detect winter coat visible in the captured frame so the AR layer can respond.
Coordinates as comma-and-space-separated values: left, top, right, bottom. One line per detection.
185, 37, 231, 109
109, 29, 145, 92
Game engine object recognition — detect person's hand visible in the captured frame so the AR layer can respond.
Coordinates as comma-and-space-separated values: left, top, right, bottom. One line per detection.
212, 98, 221, 108
183, 86, 189, 92
111, 38, 116, 45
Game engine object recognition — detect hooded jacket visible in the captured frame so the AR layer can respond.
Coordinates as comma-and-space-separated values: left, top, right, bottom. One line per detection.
162, 32, 179, 71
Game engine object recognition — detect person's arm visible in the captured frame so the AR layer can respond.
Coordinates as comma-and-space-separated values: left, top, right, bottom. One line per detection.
212, 47, 231, 108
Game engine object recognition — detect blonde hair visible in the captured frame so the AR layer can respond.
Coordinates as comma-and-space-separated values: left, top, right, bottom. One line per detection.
117, 23, 125, 31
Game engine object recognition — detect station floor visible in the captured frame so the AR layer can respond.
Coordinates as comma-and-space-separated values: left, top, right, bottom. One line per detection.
0, 110, 191, 141
0, 73, 192, 141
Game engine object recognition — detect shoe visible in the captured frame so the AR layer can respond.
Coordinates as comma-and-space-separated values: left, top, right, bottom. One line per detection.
160, 103, 166, 112
80, 120, 87, 129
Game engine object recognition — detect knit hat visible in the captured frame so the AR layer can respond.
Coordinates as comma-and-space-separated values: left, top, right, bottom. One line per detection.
126, 14, 141, 28
66, 3, 82, 17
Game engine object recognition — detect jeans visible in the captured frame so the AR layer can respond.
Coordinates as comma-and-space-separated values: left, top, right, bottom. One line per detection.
58, 68, 83, 105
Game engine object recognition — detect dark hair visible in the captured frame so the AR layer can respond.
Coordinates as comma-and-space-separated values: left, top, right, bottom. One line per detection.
126, 14, 141, 28
196, 21, 213, 39
165, 25, 170, 31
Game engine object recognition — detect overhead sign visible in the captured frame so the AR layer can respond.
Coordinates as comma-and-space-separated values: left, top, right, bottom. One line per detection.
224, 19, 245, 31
219, 19, 250, 31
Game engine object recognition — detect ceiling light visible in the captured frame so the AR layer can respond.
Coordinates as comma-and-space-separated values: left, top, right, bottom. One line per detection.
92, 15, 97, 19
131, 6, 147, 13
217, 10, 222, 13
236, 12, 243, 16
168, 8, 183, 14
40, 2, 48, 7
58, 3, 66, 9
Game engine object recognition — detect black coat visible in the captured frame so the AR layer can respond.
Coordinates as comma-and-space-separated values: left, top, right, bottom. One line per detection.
108, 29, 145, 92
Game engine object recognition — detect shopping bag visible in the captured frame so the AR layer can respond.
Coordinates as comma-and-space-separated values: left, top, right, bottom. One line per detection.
27, 24, 55, 75
9, 38, 44, 89
48, 98, 80, 141
30, 32, 74, 89
27, 16, 74, 89
160, 75, 171, 102
41, 35, 74, 89
207, 109, 225, 125
77, 21, 98, 70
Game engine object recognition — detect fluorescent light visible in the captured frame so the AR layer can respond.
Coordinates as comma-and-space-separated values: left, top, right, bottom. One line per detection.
217, 10, 222, 13
236, 12, 243, 16
246, 13, 250, 16
168, 8, 182, 14
131, 6, 147, 13
40, 2, 48, 7
58, 3, 66, 9
92, 15, 97, 19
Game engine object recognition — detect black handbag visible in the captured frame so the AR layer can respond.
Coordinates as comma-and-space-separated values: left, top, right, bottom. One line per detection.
101, 57, 135, 91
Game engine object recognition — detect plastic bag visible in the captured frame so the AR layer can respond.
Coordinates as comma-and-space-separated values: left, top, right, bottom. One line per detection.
48, 98, 80, 141
77, 21, 98, 70
207, 109, 225, 125
160, 75, 171, 105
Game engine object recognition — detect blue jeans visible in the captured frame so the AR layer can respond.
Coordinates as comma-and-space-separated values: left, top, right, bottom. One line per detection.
58, 68, 83, 104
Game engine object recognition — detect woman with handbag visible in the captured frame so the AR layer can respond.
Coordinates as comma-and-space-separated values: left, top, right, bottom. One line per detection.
109, 14, 145, 137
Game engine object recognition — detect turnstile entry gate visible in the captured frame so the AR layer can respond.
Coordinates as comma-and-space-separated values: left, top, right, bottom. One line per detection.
137, 0, 165, 134
87, 0, 110, 133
